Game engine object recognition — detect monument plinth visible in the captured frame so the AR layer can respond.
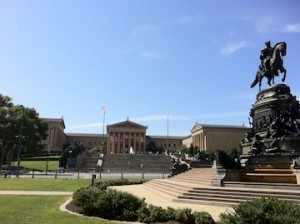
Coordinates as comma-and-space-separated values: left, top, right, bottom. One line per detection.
242, 84, 300, 155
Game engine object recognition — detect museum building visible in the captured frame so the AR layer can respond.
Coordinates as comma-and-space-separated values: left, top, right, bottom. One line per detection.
42, 118, 248, 154
42, 118, 183, 154
182, 123, 248, 153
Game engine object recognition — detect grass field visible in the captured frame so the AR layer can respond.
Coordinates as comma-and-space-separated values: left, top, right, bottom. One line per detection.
0, 178, 94, 191
0, 195, 117, 224
0, 178, 133, 224
20, 160, 59, 171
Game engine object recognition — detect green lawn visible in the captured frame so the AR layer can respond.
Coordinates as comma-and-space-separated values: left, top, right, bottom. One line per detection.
20, 160, 59, 171
0, 178, 144, 223
0, 178, 93, 191
0, 195, 117, 224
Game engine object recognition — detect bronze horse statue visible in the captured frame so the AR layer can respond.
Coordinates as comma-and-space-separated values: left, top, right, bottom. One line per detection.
251, 42, 287, 91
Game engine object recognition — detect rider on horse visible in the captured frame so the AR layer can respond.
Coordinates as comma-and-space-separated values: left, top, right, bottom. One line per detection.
260, 41, 273, 75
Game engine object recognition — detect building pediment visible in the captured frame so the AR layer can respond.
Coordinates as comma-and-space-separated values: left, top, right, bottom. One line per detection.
107, 119, 147, 130
191, 123, 202, 133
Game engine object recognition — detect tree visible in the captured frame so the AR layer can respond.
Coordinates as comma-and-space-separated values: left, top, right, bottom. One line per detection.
146, 141, 158, 154
0, 94, 48, 170
0, 94, 13, 169
189, 144, 195, 156
59, 142, 85, 168
229, 148, 239, 159
179, 145, 189, 154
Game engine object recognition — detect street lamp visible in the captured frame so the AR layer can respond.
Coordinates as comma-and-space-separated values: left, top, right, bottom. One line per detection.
101, 106, 107, 153
16, 105, 24, 178
68, 150, 72, 171
45, 127, 52, 175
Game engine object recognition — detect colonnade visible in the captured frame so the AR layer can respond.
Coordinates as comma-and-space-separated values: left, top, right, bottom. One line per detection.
107, 131, 146, 154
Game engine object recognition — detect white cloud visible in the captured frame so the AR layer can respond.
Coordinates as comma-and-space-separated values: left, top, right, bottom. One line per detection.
140, 51, 164, 60
283, 23, 300, 33
254, 17, 277, 34
132, 24, 157, 37
220, 41, 248, 56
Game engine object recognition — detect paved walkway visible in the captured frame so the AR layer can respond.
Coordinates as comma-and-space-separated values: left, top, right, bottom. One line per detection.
0, 190, 73, 195
112, 184, 233, 221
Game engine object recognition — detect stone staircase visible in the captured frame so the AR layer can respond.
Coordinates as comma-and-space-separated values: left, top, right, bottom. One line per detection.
143, 167, 300, 206
102, 154, 173, 173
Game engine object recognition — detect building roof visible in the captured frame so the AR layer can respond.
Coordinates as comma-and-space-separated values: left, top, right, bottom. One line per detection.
107, 119, 147, 130
44, 117, 65, 129
191, 123, 249, 133
66, 133, 107, 137
147, 135, 185, 140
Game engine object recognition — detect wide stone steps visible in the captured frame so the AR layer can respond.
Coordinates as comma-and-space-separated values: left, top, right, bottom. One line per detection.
171, 175, 215, 185
169, 168, 217, 185
143, 167, 300, 206
223, 181, 300, 190
180, 187, 300, 204
102, 154, 172, 173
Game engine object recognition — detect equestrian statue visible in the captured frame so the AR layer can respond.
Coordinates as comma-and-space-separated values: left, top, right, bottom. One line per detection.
251, 41, 287, 91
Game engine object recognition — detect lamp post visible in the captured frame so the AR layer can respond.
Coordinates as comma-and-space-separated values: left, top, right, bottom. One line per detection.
166, 111, 169, 153
102, 106, 107, 153
102, 106, 106, 136
45, 127, 52, 175
16, 106, 24, 178
68, 150, 72, 171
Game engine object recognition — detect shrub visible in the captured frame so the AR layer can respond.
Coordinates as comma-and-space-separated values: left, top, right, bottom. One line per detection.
175, 208, 195, 224
74, 187, 145, 221
73, 186, 102, 216
99, 189, 145, 221
95, 179, 145, 191
219, 197, 300, 224
193, 211, 215, 224
138, 204, 174, 223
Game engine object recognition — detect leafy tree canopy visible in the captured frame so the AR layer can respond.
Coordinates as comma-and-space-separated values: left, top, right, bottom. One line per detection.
0, 94, 48, 169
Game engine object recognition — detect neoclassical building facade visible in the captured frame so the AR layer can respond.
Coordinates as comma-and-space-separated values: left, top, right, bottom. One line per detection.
106, 119, 147, 154
182, 123, 248, 153
43, 118, 183, 154
43, 118, 248, 154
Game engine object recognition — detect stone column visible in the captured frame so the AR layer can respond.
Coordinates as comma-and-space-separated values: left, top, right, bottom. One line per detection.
117, 132, 120, 153
138, 132, 141, 153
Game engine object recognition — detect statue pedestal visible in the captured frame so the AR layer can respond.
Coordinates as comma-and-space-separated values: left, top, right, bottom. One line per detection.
239, 155, 297, 184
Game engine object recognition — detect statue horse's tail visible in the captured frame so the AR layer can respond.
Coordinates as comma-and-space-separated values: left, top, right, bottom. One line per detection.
250, 76, 259, 88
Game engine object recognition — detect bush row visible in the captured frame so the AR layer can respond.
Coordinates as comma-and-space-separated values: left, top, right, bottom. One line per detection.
73, 179, 215, 224
73, 179, 300, 224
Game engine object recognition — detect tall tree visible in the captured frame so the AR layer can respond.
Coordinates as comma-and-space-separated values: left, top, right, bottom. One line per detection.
0, 94, 48, 170
0, 94, 13, 169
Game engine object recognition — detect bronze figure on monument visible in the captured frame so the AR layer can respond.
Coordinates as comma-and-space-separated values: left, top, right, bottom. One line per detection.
251, 41, 287, 91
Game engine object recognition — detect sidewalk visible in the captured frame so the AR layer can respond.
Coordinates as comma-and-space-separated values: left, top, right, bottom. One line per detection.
0, 190, 73, 195
112, 184, 233, 222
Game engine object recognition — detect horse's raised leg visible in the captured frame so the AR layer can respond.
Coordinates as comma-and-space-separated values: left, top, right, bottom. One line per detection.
282, 67, 286, 82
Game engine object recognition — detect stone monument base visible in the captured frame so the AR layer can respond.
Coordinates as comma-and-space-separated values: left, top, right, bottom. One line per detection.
237, 154, 298, 184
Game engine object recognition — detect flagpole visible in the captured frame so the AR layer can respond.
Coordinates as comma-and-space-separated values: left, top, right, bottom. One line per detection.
167, 110, 169, 152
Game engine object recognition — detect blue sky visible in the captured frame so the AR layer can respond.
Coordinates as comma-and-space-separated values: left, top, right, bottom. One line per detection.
1, 0, 300, 136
